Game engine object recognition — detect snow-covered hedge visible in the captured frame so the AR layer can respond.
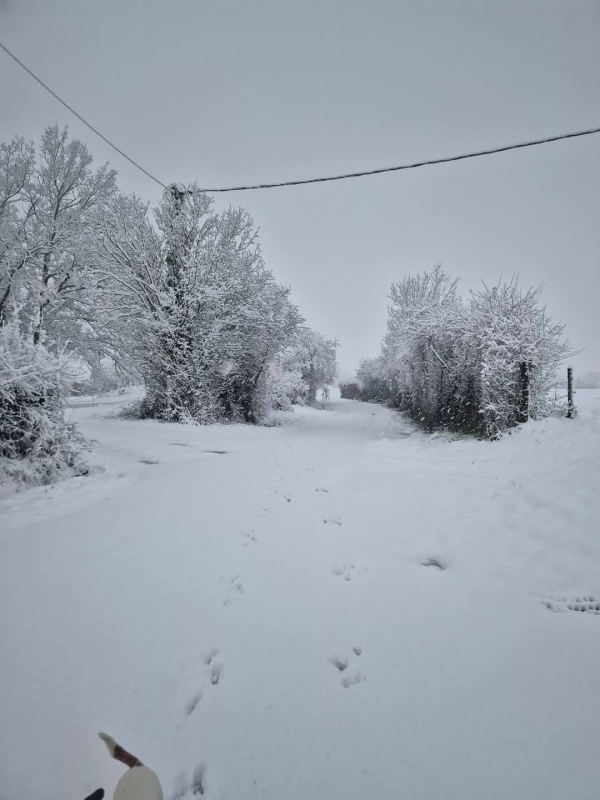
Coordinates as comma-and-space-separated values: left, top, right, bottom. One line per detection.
357, 267, 572, 438
0, 322, 86, 486
339, 382, 360, 400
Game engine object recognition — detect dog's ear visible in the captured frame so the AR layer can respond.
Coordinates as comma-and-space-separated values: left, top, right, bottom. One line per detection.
99, 733, 143, 769
98, 733, 117, 757
84, 789, 104, 800
98, 733, 117, 758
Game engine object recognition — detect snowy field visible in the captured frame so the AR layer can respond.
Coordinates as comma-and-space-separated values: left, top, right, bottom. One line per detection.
1, 390, 600, 800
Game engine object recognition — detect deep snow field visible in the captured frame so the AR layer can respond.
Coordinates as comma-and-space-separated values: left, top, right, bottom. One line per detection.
1, 389, 600, 800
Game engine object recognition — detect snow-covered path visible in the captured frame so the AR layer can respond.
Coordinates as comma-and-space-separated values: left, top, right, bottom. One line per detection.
2, 394, 600, 800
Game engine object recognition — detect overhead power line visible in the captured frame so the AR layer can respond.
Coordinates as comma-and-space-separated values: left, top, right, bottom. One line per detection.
2, 38, 600, 194
0, 40, 167, 189
204, 125, 600, 192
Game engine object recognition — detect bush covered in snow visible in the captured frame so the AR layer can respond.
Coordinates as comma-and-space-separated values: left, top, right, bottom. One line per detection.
0, 321, 86, 486
339, 381, 360, 400
259, 359, 307, 411
356, 356, 396, 405
277, 328, 338, 405
357, 266, 572, 438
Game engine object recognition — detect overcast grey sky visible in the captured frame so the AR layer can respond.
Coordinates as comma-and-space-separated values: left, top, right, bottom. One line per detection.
1, 0, 599, 378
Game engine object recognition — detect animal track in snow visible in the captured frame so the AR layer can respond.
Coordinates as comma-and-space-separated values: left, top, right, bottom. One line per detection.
139, 458, 160, 465
171, 764, 207, 800
420, 556, 447, 571
323, 516, 342, 526
243, 530, 259, 545
185, 648, 222, 715
185, 691, 202, 716
203, 647, 220, 666
539, 595, 600, 615
210, 663, 223, 685
191, 764, 206, 796
330, 648, 364, 687
272, 488, 292, 503
331, 562, 362, 581
330, 656, 349, 672
315, 487, 329, 493
171, 773, 188, 800
341, 671, 365, 688
223, 575, 245, 605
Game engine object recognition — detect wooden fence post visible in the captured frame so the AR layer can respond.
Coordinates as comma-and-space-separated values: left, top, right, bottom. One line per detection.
517, 361, 531, 423
567, 366, 574, 419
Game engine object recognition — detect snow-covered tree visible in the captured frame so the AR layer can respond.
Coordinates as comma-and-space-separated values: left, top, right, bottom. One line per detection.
91, 185, 303, 423
256, 357, 306, 412
468, 281, 571, 436
358, 266, 571, 437
0, 136, 38, 324
190, 206, 302, 422
0, 126, 117, 346
282, 328, 338, 403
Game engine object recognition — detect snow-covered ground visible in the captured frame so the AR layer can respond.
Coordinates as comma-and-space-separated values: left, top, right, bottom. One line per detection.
1, 390, 600, 800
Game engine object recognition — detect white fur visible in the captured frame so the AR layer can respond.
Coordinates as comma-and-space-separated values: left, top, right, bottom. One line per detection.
114, 767, 163, 800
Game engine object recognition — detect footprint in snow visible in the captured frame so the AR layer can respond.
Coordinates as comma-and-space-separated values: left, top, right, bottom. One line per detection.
185, 691, 202, 716
331, 562, 360, 581
191, 764, 207, 796
223, 575, 245, 605
538, 594, 600, 615
323, 517, 342, 526
243, 531, 259, 545
139, 458, 159, 465
330, 655, 349, 672
185, 648, 223, 715
203, 647, 220, 666
330, 648, 364, 687
171, 773, 188, 800
272, 489, 292, 503
341, 671, 365, 688
171, 765, 207, 799
210, 662, 223, 685
420, 556, 447, 571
